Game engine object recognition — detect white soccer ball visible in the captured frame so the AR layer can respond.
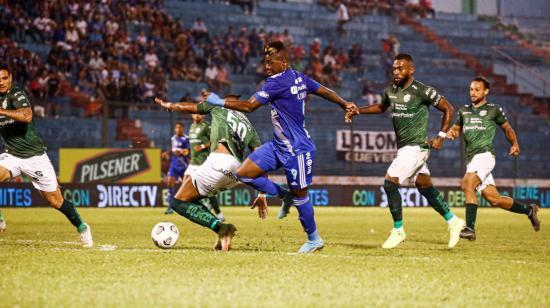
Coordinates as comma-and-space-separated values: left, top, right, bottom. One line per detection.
151, 222, 179, 249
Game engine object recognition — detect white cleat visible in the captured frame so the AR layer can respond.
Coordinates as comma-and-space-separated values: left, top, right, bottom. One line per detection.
448, 218, 465, 248
79, 223, 93, 248
382, 229, 406, 249
0, 219, 6, 232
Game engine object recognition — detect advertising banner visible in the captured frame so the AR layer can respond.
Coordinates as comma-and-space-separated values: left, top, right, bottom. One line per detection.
336, 130, 397, 163
1, 183, 548, 208
59, 148, 161, 183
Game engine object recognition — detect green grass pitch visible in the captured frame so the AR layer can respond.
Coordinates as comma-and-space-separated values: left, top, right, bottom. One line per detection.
0, 207, 548, 307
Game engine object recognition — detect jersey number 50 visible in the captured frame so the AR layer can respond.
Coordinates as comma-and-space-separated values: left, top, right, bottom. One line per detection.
227, 112, 248, 140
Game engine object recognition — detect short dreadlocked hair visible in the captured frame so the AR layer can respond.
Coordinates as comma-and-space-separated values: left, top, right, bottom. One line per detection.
264, 41, 286, 56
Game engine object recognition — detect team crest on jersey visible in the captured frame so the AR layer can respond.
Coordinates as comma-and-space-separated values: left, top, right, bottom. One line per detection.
257, 91, 269, 98
403, 94, 411, 103
479, 110, 487, 117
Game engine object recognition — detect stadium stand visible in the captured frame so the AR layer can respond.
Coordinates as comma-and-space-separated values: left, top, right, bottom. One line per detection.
1, 0, 548, 178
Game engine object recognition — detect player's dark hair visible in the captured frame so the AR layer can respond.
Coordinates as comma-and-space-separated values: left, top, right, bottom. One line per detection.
175, 122, 184, 127
264, 41, 286, 56
0, 62, 10, 74
472, 76, 491, 90
394, 54, 414, 63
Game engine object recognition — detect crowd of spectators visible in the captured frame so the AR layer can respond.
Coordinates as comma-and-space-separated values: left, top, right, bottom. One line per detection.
1, 0, 408, 116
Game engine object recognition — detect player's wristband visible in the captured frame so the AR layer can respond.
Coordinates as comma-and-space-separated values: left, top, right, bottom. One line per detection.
438, 131, 447, 138
206, 93, 225, 106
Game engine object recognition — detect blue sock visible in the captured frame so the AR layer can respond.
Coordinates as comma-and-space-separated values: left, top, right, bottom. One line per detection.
294, 197, 319, 240
168, 186, 176, 209
239, 175, 288, 197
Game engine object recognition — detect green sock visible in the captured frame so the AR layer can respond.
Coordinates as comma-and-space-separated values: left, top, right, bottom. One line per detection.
508, 200, 531, 215
383, 180, 403, 225
209, 196, 221, 215
465, 203, 478, 229
172, 199, 221, 232
58, 200, 86, 232
418, 186, 454, 221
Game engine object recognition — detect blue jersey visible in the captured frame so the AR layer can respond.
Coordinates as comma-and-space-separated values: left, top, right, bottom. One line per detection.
254, 69, 320, 155
170, 134, 189, 168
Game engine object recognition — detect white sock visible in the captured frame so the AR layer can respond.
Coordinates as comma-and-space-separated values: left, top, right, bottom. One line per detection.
393, 227, 404, 232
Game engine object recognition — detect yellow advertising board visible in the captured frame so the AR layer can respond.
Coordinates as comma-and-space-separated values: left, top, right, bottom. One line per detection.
59, 148, 161, 183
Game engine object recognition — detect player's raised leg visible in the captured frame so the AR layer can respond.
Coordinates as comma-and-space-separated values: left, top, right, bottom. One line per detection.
416, 174, 464, 248
172, 173, 236, 251
236, 142, 294, 219
481, 185, 540, 231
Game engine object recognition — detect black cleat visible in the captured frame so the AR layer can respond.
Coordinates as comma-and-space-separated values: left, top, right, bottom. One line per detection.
459, 226, 476, 241
528, 204, 541, 232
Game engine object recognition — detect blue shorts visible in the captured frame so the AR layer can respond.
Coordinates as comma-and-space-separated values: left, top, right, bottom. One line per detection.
248, 141, 314, 190
167, 164, 186, 179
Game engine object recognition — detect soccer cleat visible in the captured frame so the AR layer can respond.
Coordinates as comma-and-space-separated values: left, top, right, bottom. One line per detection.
448, 217, 465, 248
528, 204, 541, 232
217, 223, 237, 252
382, 229, 406, 249
459, 226, 476, 241
0, 219, 6, 232
278, 194, 294, 219
216, 212, 226, 222
79, 223, 93, 248
298, 238, 324, 253
164, 207, 174, 215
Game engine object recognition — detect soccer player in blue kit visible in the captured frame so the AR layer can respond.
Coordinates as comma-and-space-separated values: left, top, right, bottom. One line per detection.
163, 122, 190, 214
205, 41, 357, 253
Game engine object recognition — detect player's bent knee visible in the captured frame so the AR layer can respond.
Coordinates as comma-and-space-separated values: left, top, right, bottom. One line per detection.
0, 166, 12, 182
44, 191, 63, 208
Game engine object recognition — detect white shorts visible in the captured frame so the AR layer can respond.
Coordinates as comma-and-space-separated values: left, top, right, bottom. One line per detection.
387, 145, 431, 185
184, 164, 200, 178
466, 151, 496, 192
191, 153, 240, 197
0, 152, 58, 192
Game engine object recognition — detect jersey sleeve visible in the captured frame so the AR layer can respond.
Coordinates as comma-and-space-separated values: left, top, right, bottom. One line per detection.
171, 137, 178, 152
254, 78, 284, 105
455, 108, 464, 126
11, 89, 32, 109
196, 102, 216, 114
421, 85, 442, 106
204, 123, 211, 141
495, 106, 508, 125
302, 74, 321, 94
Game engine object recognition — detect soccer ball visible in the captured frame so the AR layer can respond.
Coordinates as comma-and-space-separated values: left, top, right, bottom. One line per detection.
151, 222, 179, 249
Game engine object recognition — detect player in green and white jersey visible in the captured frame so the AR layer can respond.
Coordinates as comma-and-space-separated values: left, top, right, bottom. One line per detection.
154, 96, 267, 251
184, 112, 225, 221
0, 63, 93, 247
447, 77, 540, 240
347, 54, 465, 249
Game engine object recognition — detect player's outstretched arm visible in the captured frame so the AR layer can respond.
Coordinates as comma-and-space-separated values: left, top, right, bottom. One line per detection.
154, 97, 201, 114
0, 107, 32, 123
313, 85, 356, 112
501, 122, 520, 156
202, 91, 262, 113
429, 97, 455, 150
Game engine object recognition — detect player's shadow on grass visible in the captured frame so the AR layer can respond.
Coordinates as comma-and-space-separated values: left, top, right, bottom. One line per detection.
335, 242, 379, 250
